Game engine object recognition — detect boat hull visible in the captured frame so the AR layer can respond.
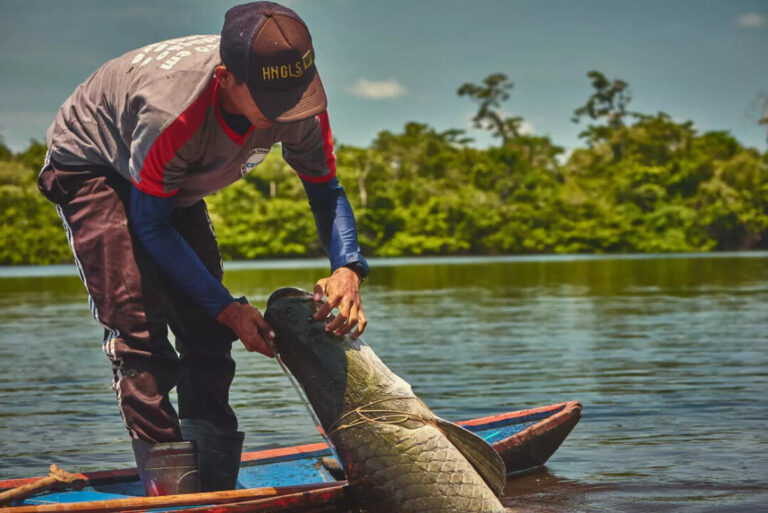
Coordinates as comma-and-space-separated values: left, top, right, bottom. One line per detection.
0, 401, 581, 512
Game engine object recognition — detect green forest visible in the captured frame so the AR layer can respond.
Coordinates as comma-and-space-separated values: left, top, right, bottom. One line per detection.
1, 71, 767, 265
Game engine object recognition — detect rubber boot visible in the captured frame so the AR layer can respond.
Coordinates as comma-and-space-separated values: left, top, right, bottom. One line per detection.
181, 418, 245, 491
131, 439, 201, 496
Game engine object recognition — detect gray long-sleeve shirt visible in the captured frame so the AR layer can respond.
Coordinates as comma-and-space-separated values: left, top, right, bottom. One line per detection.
45, 35, 369, 318
47, 34, 336, 207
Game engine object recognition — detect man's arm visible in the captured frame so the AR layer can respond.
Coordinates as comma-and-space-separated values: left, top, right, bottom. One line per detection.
129, 186, 274, 356
282, 111, 369, 338
124, 77, 275, 356
301, 177, 369, 338
129, 186, 233, 316
301, 177, 369, 276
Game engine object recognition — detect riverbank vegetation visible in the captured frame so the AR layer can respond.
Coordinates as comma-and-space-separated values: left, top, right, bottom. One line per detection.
1, 71, 766, 265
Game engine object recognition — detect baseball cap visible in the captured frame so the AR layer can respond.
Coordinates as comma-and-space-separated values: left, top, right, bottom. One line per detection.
220, 1, 327, 122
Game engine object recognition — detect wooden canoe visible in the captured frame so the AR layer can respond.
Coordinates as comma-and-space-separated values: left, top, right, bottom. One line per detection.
0, 401, 581, 512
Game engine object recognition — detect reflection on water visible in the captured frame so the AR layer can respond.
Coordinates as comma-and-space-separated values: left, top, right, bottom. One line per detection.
1, 254, 767, 512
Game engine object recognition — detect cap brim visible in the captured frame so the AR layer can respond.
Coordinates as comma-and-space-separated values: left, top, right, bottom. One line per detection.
250, 71, 327, 123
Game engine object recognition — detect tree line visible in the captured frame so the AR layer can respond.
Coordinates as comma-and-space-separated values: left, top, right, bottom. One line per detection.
0, 70, 766, 265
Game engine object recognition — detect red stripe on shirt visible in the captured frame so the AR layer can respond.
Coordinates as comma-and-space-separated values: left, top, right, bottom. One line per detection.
298, 110, 337, 183
134, 78, 217, 197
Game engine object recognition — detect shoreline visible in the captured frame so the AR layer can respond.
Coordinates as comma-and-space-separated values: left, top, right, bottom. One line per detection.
1, 250, 767, 278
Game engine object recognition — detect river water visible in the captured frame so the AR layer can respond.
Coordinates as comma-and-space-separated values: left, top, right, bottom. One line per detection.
0, 254, 766, 512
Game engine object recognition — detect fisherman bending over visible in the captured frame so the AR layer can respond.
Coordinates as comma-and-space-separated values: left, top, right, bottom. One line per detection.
38, 1, 368, 495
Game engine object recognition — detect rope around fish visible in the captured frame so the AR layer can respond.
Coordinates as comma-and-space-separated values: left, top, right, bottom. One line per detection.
326, 397, 434, 438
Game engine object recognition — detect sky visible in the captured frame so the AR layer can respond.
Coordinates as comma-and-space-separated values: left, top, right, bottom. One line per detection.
0, 0, 766, 154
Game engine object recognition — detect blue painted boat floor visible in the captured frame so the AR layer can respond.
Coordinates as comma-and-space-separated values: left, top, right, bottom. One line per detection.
25, 490, 132, 504
239, 456, 338, 489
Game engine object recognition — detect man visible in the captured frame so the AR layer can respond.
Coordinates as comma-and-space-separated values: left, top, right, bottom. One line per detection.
38, 1, 368, 496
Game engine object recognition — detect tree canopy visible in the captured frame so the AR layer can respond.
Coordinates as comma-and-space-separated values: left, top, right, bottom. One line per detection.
0, 70, 766, 265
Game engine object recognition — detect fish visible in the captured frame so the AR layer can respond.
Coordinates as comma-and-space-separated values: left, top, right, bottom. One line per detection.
264, 287, 508, 513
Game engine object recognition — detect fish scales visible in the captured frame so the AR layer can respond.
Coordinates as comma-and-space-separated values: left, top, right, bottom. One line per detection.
339, 420, 505, 512
265, 288, 507, 513
337, 344, 503, 512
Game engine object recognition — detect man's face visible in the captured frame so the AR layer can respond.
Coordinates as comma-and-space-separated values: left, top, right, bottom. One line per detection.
215, 65, 273, 129
227, 81, 274, 129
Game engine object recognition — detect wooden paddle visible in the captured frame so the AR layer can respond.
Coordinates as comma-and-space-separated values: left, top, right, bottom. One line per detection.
0, 465, 86, 507
0, 481, 345, 513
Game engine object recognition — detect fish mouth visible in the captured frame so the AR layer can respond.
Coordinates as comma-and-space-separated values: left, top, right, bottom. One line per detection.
266, 287, 314, 310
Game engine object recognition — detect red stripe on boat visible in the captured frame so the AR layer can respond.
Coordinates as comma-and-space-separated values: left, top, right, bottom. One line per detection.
240, 442, 329, 462
459, 400, 573, 426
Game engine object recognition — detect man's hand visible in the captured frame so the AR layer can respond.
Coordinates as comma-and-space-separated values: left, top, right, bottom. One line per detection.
216, 301, 275, 357
313, 267, 367, 339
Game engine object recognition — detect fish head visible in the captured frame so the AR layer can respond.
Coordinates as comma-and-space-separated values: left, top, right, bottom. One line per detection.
265, 287, 351, 425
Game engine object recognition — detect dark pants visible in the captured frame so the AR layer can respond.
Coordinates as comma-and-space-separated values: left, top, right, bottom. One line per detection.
39, 160, 238, 443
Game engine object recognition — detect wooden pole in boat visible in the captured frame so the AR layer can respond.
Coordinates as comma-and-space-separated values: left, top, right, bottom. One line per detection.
168, 483, 349, 512
0, 465, 86, 507
0, 482, 345, 513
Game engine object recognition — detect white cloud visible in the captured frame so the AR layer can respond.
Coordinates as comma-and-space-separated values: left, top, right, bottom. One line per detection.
347, 78, 407, 99
519, 120, 535, 135
736, 13, 766, 28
